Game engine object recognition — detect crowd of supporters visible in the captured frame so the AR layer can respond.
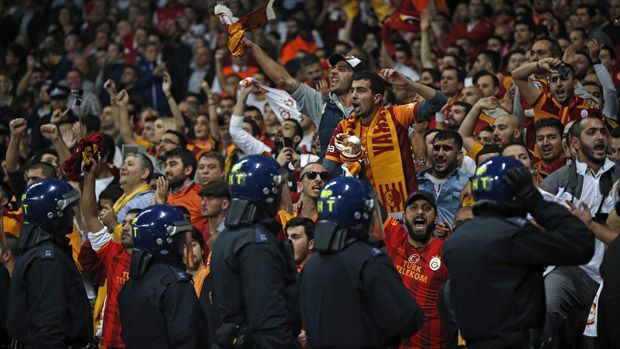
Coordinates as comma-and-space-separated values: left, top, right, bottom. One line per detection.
1, 0, 620, 348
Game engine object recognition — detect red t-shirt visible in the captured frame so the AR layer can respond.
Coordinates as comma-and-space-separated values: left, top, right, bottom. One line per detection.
97, 241, 131, 348
383, 217, 449, 349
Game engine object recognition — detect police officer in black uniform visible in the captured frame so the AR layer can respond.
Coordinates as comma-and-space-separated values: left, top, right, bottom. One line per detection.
299, 176, 424, 348
118, 204, 206, 349
7, 178, 93, 348
442, 157, 595, 348
210, 155, 301, 348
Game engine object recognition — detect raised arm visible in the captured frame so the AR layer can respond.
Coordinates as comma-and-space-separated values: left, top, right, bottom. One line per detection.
419, 10, 434, 69
229, 85, 271, 155
459, 97, 499, 151
81, 160, 105, 233
40, 123, 71, 165
243, 38, 300, 93
200, 79, 221, 143
6, 118, 27, 173
162, 71, 186, 131
115, 89, 135, 144
16, 56, 36, 97
214, 49, 236, 97
512, 57, 563, 105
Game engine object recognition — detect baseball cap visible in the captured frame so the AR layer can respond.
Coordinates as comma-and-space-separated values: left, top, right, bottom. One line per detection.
405, 190, 437, 211
328, 54, 366, 73
199, 179, 231, 199
49, 85, 69, 99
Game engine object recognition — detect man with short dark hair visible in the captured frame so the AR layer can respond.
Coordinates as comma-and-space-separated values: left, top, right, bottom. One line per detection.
382, 190, 449, 348
534, 118, 566, 177
541, 117, 618, 347
325, 69, 446, 215
243, 37, 364, 156
417, 131, 470, 229
473, 71, 500, 97
161, 148, 206, 229
198, 179, 231, 250
440, 66, 464, 99
196, 151, 225, 186
513, 57, 602, 126
157, 130, 187, 160
609, 128, 620, 162
285, 217, 315, 268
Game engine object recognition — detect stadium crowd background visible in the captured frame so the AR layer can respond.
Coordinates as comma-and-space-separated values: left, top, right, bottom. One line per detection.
1, 0, 620, 348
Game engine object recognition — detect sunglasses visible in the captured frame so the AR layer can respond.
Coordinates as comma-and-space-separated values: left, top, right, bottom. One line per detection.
302, 171, 329, 181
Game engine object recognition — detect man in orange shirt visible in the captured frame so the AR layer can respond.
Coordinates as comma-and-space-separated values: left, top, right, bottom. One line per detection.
162, 148, 207, 229
324, 69, 446, 214
512, 57, 602, 125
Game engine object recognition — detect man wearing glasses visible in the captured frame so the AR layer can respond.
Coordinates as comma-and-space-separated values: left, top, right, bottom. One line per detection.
277, 162, 328, 229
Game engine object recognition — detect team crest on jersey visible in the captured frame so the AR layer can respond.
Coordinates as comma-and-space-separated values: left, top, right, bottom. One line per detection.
408, 254, 420, 263
429, 256, 441, 271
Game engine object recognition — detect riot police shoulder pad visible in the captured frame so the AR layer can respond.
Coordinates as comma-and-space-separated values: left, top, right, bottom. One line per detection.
504, 217, 528, 228
255, 230, 270, 244
39, 246, 55, 260
168, 265, 191, 282
360, 242, 383, 257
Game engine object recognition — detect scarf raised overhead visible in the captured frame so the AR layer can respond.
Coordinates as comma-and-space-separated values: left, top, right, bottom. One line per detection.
344, 107, 408, 213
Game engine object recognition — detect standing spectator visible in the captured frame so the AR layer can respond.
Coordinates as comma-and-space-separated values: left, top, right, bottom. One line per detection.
513, 57, 602, 126
159, 148, 207, 229
533, 118, 566, 178
111, 152, 155, 240
244, 37, 362, 156
278, 162, 328, 227
540, 117, 619, 348
417, 131, 470, 230
285, 217, 315, 269
324, 70, 446, 214
81, 159, 134, 349
63, 68, 102, 117
196, 151, 225, 186
383, 191, 449, 349
446, 0, 495, 56
187, 45, 215, 94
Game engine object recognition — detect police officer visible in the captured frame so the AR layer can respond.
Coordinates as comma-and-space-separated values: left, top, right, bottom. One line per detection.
442, 157, 595, 348
210, 155, 301, 348
118, 205, 206, 348
299, 177, 424, 348
7, 178, 93, 348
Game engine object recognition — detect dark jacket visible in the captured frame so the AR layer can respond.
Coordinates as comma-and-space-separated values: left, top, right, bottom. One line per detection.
210, 220, 301, 349
119, 258, 206, 349
300, 240, 424, 348
7, 240, 92, 349
442, 201, 594, 347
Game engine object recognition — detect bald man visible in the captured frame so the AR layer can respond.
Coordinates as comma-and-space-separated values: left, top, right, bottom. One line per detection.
492, 115, 522, 148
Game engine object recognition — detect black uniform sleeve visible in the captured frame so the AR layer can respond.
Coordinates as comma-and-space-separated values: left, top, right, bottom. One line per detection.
237, 243, 301, 349
509, 200, 595, 266
600, 237, 620, 346
360, 255, 424, 341
24, 258, 67, 349
162, 281, 206, 349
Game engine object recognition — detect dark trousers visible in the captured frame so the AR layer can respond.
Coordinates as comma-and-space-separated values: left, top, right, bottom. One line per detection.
543, 266, 599, 349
